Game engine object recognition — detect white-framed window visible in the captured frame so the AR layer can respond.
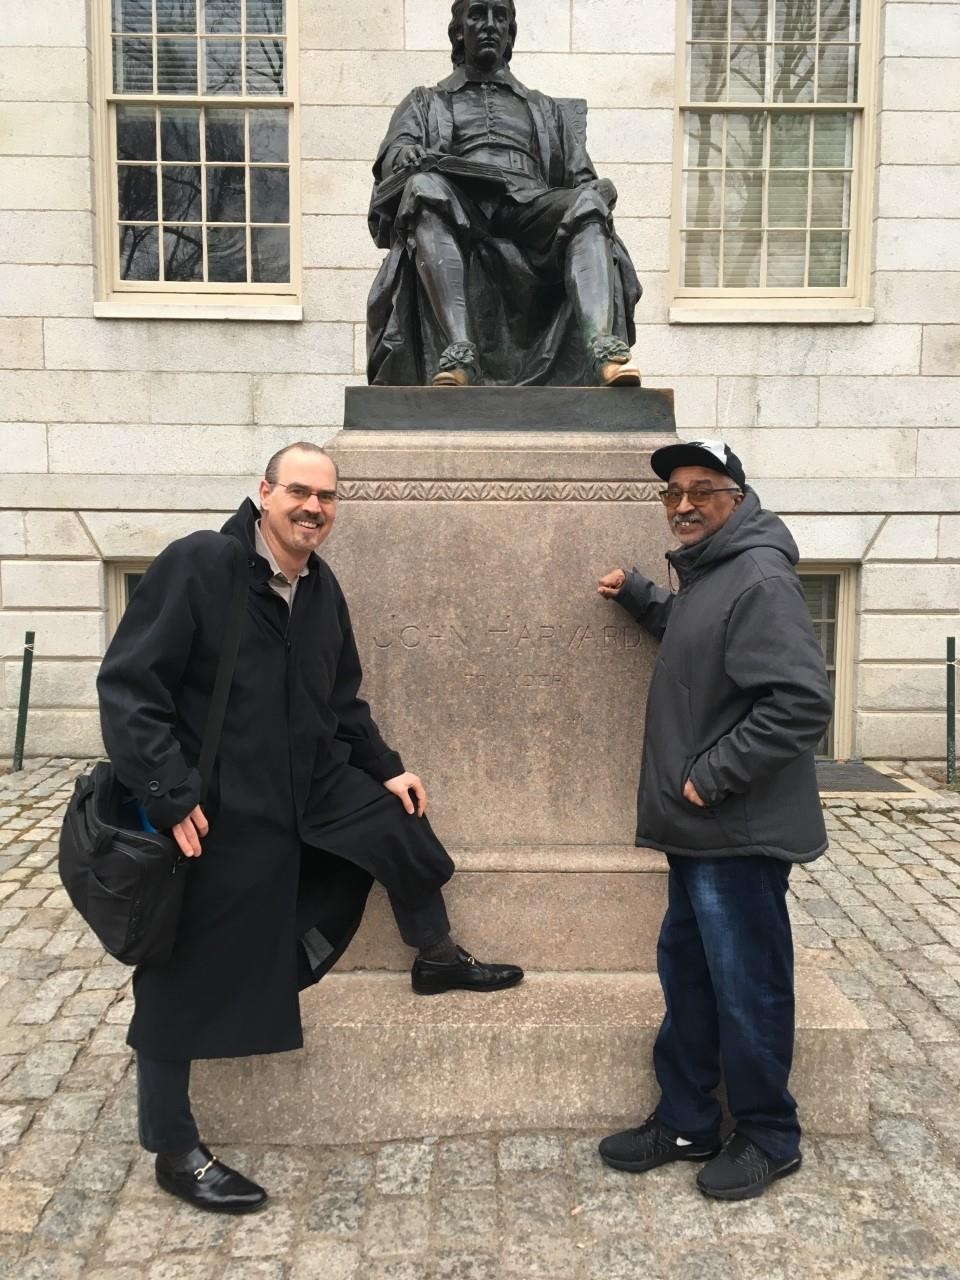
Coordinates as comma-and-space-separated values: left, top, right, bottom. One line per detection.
798, 565, 856, 758
670, 0, 878, 323
107, 561, 152, 635
93, 0, 301, 319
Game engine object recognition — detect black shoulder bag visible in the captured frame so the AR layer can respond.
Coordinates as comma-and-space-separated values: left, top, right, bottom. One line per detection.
58, 558, 248, 967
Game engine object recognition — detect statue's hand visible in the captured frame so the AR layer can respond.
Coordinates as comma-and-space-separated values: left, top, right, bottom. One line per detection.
591, 177, 618, 210
394, 144, 427, 172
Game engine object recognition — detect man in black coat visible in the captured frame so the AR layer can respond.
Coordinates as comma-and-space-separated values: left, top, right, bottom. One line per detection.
594, 440, 833, 1202
97, 441, 522, 1214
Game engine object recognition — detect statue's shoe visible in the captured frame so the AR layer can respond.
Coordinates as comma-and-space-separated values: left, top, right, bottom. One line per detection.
591, 335, 641, 386
432, 341, 481, 386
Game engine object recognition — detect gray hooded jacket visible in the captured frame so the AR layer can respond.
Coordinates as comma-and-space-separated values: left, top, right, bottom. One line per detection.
617, 489, 833, 863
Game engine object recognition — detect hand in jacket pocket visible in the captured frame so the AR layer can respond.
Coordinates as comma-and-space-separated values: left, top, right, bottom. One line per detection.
683, 778, 706, 808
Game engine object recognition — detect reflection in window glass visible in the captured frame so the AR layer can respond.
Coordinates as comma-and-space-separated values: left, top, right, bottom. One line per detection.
251, 226, 290, 282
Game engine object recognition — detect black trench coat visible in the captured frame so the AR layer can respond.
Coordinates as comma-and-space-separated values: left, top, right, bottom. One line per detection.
97, 499, 454, 1061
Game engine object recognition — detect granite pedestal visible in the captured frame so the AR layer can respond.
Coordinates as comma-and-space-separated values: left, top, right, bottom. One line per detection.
193, 389, 868, 1141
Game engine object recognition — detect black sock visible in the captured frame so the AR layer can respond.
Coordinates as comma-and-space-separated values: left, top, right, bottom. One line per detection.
418, 934, 459, 964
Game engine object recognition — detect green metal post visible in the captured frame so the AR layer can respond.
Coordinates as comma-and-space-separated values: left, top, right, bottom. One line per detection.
11, 631, 35, 772
948, 636, 956, 788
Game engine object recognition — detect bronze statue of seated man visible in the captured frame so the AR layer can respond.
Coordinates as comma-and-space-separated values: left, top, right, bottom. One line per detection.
365, 0, 642, 388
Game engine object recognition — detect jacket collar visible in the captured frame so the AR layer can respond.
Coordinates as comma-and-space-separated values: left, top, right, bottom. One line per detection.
440, 66, 529, 98
221, 497, 321, 583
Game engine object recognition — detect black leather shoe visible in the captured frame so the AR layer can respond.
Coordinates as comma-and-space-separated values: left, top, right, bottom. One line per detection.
696, 1133, 802, 1201
411, 947, 524, 994
155, 1142, 268, 1214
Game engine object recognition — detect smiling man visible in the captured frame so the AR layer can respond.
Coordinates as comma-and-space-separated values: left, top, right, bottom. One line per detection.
595, 440, 833, 1201
97, 441, 522, 1215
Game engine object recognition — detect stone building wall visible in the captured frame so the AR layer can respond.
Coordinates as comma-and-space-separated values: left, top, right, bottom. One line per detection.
0, 0, 958, 760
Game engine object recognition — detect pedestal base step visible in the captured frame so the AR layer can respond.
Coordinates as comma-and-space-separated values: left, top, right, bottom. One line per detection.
336, 846, 667, 973
193, 970, 868, 1145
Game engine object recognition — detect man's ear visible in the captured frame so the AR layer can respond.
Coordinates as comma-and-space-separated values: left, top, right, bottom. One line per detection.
733, 491, 744, 505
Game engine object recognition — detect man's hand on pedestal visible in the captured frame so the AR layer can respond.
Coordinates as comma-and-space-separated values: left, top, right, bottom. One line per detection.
597, 568, 626, 598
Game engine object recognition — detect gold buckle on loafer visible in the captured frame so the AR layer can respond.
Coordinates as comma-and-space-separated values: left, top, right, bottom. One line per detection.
194, 1156, 217, 1181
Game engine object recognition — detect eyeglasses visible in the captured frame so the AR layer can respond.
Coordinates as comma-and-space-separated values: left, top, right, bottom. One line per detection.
272, 482, 339, 505
658, 484, 740, 509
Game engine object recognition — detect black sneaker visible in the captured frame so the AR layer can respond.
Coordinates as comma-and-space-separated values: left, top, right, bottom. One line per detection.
599, 1113, 721, 1173
696, 1132, 802, 1201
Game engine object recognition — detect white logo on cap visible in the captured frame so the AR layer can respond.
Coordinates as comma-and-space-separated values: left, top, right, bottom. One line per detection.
688, 439, 728, 464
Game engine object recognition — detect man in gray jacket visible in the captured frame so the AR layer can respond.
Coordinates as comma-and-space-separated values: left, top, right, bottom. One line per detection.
595, 440, 833, 1201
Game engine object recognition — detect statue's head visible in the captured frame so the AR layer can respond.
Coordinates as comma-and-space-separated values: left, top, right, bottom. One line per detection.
449, 0, 517, 68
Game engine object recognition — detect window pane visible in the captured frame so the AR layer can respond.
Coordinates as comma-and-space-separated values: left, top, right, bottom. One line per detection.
689, 44, 727, 100
157, 37, 199, 93
164, 225, 204, 280
207, 167, 246, 221
117, 105, 157, 160
207, 226, 247, 280
809, 229, 849, 284
684, 171, 722, 226
113, 0, 153, 32
729, 44, 767, 102
245, 38, 286, 94
203, 0, 242, 32
727, 113, 765, 168
773, 44, 815, 102
766, 230, 807, 285
118, 165, 158, 221
811, 171, 850, 226
818, 44, 857, 101
776, 0, 817, 40
206, 109, 245, 161
820, 0, 859, 43
685, 113, 723, 168
203, 38, 243, 93
247, 0, 285, 33
813, 113, 853, 166
161, 165, 202, 221
156, 0, 198, 32
725, 171, 763, 226
251, 226, 290, 282
160, 108, 201, 161
114, 38, 154, 93
768, 170, 809, 224
249, 110, 288, 161
683, 230, 721, 286
770, 113, 810, 167
251, 168, 289, 222
690, 0, 728, 39
723, 231, 762, 286
119, 225, 159, 280
731, 0, 769, 39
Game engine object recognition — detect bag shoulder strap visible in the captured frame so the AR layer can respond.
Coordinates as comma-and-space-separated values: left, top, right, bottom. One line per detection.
197, 546, 248, 800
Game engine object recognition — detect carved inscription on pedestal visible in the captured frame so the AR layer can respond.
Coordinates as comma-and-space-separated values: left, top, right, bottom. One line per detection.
370, 615, 645, 694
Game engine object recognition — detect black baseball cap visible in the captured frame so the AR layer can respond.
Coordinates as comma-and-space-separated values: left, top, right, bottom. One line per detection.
650, 439, 746, 491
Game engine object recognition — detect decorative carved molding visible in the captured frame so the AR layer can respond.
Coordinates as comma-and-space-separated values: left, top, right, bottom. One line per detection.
338, 480, 661, 503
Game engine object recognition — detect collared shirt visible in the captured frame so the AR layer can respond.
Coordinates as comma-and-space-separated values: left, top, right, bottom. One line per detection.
255, 520, 309, 611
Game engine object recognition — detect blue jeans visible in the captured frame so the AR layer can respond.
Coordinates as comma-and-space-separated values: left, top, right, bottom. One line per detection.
653, 854, 800, 1160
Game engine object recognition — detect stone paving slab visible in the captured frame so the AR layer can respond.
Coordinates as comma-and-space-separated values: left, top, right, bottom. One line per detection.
0, 759, 958, 1278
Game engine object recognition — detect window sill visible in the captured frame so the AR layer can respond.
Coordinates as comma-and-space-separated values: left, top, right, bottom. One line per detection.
669, 302, 875, 325
93, 299, 303, 322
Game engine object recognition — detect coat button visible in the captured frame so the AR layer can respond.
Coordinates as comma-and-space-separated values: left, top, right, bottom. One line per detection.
148, 781, 160, 792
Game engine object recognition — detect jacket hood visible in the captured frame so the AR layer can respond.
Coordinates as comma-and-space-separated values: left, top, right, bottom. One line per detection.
666, 488, 799, 584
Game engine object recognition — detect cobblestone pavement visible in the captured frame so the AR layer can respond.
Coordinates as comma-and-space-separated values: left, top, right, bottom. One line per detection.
1, 760, 960, 1280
